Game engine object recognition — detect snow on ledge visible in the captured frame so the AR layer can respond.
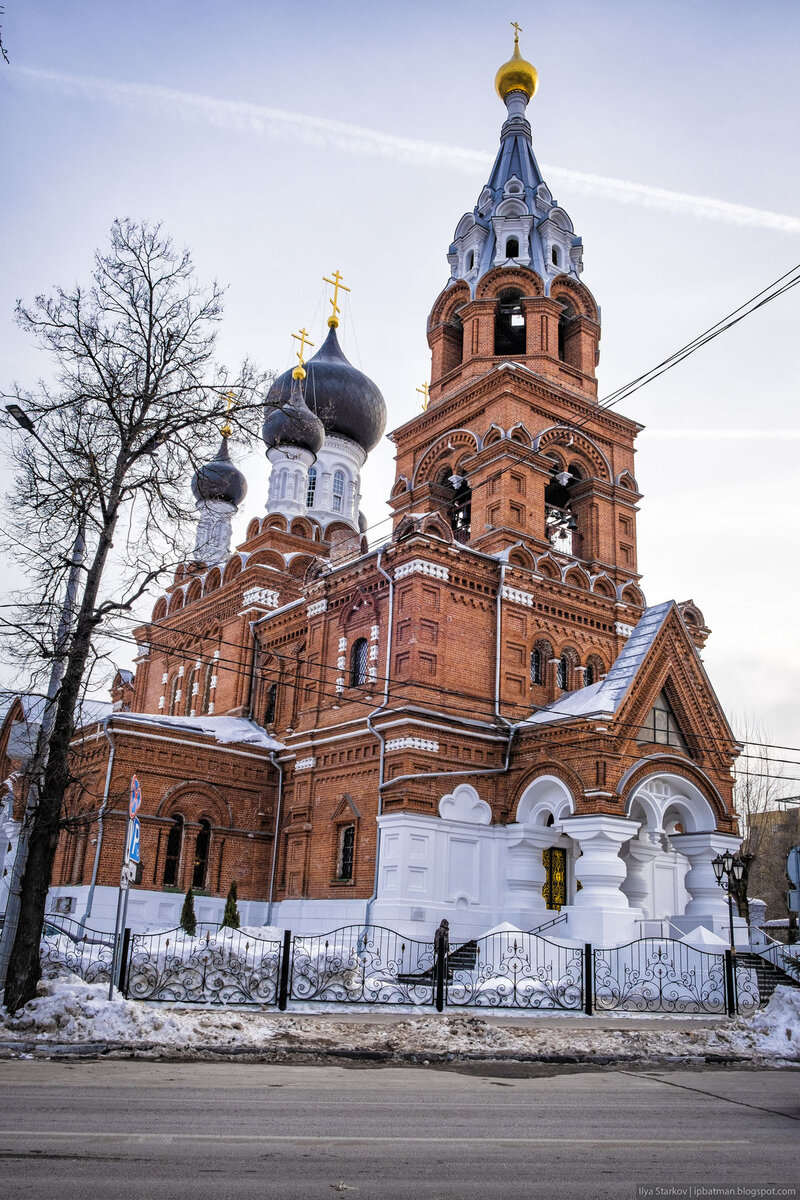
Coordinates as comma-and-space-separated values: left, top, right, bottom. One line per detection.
111, 712, 283, 752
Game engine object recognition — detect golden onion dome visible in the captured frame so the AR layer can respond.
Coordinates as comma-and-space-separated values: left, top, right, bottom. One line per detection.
494, 36, 538, 102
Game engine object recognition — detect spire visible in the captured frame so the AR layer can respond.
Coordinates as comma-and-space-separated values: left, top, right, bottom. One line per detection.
446, 26, 584, 295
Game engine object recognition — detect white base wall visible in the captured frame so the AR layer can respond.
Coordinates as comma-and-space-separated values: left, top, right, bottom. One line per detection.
47, 885, 270, 933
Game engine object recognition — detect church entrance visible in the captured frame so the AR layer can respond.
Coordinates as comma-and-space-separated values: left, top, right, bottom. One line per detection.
542, 846, 567, 910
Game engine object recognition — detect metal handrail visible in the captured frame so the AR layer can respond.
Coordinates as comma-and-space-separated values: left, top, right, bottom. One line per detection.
526, 912, 567, 935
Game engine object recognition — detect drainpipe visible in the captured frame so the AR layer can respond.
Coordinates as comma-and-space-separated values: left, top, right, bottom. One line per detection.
245, 620, 259, 718
81, 720, 115, 925
364, 545, 395, 928
265, 750, 284, 928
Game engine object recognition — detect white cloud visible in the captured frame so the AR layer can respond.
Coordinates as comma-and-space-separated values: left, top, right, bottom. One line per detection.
12, 66, 800, 236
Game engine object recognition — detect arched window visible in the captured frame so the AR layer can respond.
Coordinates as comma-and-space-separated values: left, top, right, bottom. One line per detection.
506, 237, 519, 259
551, 245, 559, 266
494, 288, 526, 355
168, 674, 181, 716
556, 654, 569, 691
163, 815, 183, 887
184, 664, 200, 716
557, 298, 577, 364
465, 250, 474, 271
332, 470, 345, 513
450, 476, 472, 543
306, 466, 317, 507
202, 664, 214, 714
530, 648, 543, 686
350, 638, 368, 688
337, 825, 355, 881
192, 818, 211, 890
583, 663, 594, 687
264, 681, 278, 725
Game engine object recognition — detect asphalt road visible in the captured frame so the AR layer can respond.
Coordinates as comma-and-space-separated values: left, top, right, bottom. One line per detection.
0, 1060, 797, 1199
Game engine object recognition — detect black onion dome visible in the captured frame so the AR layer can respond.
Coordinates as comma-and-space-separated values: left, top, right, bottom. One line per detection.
191, 436, 247, 507
262, 376, 325, 457
358, 510, 368, 534
264, 326, 386, 454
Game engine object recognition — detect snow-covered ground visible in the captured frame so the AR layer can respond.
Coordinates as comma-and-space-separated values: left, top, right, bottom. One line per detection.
1, 972, 798, 1064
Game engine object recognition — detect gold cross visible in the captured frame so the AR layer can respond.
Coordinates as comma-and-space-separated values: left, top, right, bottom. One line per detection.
416, 382, 430, 411
220, 388, 235, 437
292, 327, 314, 363
323, 269, 351, 329
511, 20, 522, 45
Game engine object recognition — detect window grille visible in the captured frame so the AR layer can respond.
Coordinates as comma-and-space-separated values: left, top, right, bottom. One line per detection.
264, 681, 278, 725
163, 816, 183, 886
349, 638, 368, 687
192, 819, 212, 889
557, 655, 569, 690
306, 466, 317, 507
637, 692, 689, 753
338, 825, 355, 881
530, 648, 543, 685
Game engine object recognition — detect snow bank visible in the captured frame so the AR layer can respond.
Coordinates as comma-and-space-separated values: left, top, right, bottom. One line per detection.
1, 973, 798, 1063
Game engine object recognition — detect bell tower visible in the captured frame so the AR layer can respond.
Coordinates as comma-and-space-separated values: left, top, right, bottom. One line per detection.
390, 30, 644, 602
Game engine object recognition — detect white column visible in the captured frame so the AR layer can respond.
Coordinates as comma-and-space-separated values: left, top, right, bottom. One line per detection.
668, 831, 743, 940
561, 815, 640, 945
621, 832, 664, 918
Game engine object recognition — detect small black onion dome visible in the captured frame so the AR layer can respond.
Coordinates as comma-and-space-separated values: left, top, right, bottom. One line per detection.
264, 325, 386, 454
191, 436, 247, 507
262, 375, 325, 457
358, 510, 368, 534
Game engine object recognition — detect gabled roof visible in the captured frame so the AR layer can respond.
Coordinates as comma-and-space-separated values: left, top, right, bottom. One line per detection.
522, 601, 677, 728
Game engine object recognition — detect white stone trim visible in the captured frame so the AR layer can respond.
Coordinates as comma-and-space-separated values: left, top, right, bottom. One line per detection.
615, 621, 635, 638
501, 585, 535, 608
370, 624, 380, 641
394, 559, 449, 582
242, 587, 280, 609
385, 737, 440, 753
295, 757, 316, 771
307, 599, 328, 617
338, 637, 348, 652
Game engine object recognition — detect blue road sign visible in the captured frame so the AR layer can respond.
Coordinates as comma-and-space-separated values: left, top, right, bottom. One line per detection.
130, 775, 142, 819
128, 816, 141, 865
787, 846, 800, 887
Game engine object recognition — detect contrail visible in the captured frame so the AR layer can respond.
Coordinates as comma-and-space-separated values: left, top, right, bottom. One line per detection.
11, 66, 800, 235
645, 429, 800, 439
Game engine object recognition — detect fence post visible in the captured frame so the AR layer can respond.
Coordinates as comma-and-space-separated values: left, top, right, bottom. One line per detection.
278, 929, 292, 1011
434, 938, 446, 1013
724, 949, 737, 1017
584, 943, 594, 1016
117, 927, 132, 997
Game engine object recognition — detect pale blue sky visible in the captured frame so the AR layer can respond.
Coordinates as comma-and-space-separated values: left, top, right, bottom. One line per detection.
1, 1, 799, 752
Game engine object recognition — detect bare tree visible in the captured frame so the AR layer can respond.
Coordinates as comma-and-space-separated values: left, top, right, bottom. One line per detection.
0, 7, 9, 65
0, 218, 268, 1011
732, 716, 791, 920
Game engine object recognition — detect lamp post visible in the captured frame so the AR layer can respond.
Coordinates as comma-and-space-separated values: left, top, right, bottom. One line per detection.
0, 405, 87, 995
712, 850, 746, 953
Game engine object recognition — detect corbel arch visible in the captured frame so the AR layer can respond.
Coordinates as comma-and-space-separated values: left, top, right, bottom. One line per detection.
515, 771, 577, 826
533, 426, 611, 482
475, 265, 544, 300
156, 780, 233, 828
428, 279, 471, 330
413, 429, 479, 487
548, 274, 599, 321
222, 555, 243, 585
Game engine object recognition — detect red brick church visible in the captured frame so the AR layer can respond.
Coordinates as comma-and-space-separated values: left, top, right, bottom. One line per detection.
2, 32, 744, 944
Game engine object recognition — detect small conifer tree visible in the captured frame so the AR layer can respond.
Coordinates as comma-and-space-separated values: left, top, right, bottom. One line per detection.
221, 880, 241, 929
180, 887, 197, 936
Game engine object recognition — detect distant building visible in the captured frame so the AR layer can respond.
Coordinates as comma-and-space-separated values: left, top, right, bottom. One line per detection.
747, 808, 800, 922
1, 34, 745, 943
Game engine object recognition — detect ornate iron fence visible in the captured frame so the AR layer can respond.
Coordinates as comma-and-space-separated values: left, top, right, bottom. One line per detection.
40, 917, 116, 984
593, 937, 729, 1015
288, 925, 436, 1006
124, 924, 283, 1005
446, 930, 584, 1010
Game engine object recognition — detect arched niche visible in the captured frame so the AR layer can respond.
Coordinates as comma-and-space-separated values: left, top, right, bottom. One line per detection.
624, 772, 717, 835
515, 774, 575, 827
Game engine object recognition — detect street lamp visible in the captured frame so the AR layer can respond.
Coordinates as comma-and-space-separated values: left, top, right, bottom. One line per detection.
712, 851, 746, 952
0, 404, 87, 994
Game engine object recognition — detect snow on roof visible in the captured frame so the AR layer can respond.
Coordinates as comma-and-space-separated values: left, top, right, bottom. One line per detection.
521, 601, 675, 729
110, 711, 283, 752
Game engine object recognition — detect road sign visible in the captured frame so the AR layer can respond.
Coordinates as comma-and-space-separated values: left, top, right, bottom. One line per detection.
127, 816, 141, 865
129, 775, 141, 819
787, 845, 800, 887
788, 889, 800, 914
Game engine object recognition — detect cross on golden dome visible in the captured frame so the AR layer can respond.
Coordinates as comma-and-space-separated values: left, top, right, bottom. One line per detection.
291, 328, 315, 380
220, 389, 235, 438
323, 269, 351, 329
495, 23, 538, 102
416, 382, 430, 411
